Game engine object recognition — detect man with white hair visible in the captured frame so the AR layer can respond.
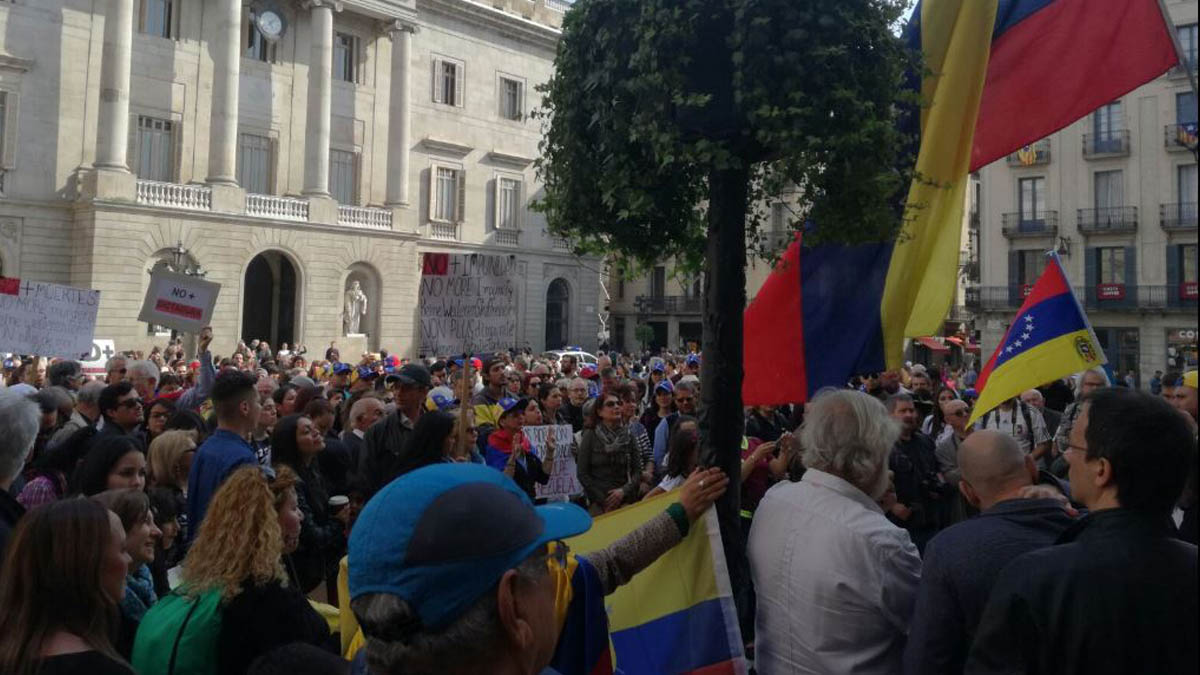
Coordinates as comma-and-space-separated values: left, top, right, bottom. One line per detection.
47, 379, 106, 449
130, 326, 216, 412
341, 395, 386, 472
105, 354, 128, 384
1020, 388, 1061, 438
749, 389, 921, 674
0, 390, 40, 558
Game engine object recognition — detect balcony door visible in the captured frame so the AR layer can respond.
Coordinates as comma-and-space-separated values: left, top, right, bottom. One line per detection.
1018, 177, 1045, 229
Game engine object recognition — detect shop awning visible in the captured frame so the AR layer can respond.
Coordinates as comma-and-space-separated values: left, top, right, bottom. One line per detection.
915, 336, 950, 353
945, 336, 964, 347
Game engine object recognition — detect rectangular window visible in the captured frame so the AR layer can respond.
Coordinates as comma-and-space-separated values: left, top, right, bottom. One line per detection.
1098, 247, 1126, 284
237, 133, 272, 195
1018, 176, 1045, 222
1181, 164, 1198, 205
135, 115, 174, 181
1179, 92, 1198, 124
138, 0, 174, 38
432, 166, 461, 222
617, 277, 625, 300
651, 266, 666, 298
246, 12, 277, 63
1179, 24, 1198, 70
0, 91, 8, 170
1018, 250, 1046, 285
1094, 102, 1122, 139
333, 32, 357, 83
329, 149, 357, 204
499, 77, 523, 120
432, 57, 464, 107
1094, 170, 1123, 211
1182, 244, 1198, 284
496, 176, 521, 229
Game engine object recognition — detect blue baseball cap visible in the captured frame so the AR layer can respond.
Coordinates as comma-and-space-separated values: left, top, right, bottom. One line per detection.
348, 463, 591, 630
685, 353, 700, 366
424, 386, 459, 412
332, 362, 352, 375
655, 379, 675, 395
651, 362, 666, 374
356, 365, 379, 381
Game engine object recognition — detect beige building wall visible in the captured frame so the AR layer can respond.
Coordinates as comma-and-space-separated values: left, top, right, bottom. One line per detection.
0, 0, 601, 358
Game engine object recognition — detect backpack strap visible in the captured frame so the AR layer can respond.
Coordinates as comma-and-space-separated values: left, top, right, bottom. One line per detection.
167, 593, 204, 675
1020, 401, 1035, 443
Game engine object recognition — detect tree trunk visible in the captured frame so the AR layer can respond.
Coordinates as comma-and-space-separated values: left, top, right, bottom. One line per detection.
700, 163, 749, 630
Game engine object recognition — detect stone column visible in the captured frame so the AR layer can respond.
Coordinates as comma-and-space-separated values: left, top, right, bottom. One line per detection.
95, 0, 135, 171
385, 21, 416, 207
206, 0, 241, 185
303, 0, 337, 197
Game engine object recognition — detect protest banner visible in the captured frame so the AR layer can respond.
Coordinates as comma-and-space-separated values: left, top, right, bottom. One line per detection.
418, 253, 518, 355
0, 277, 100, 359
80, 339, 117, 376
524, 424, 580, 501
137, 268, 221, 334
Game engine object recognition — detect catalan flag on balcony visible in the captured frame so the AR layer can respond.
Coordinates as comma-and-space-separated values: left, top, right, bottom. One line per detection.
1016, 144, 1038, 165
1178, 121, 1199, 148
744, 0, 1178, 405
564, 494, 746, 675
968, 253, 1107, 426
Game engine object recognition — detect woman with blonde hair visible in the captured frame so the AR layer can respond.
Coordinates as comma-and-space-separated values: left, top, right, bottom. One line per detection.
132, 464, 335, 674
0, 498, 133, 675
147, 429, 196, 492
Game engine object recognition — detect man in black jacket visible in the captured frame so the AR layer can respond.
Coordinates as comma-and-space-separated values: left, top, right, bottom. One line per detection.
967, 388, 1197, 675
359, 364, 431, 496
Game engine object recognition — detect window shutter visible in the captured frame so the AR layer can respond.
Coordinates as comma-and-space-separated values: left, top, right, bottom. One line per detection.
497, 80, 505, 119
428, 166, 438, 221
1007, 250, 1019, 305
127, 113, 140, 176
1084, 247, 1097, 307
1124, 245, 1137, 306
515, 180, 523, 229
431, 59, 443, 104
171, 120, 182, 182
518, 82, 526, 121
455, 62, 465, 108
456, 168, 466, 223
1166, 245, 1180, 308
351, 151, 362, 206
1, 92, 17, 169
492, 177, 501, 230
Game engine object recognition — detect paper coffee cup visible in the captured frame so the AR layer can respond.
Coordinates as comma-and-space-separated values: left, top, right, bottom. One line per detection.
328, 495, 349, 511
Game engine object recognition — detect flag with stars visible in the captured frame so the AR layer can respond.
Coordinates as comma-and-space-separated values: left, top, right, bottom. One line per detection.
968, 252, 1107, 426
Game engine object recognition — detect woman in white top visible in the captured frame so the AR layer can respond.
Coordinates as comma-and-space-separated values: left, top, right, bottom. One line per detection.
920, 385, 959, 444
645, 416, 699, 498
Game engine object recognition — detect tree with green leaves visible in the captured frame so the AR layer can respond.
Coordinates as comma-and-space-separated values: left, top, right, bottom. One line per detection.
534, 0, 916, 627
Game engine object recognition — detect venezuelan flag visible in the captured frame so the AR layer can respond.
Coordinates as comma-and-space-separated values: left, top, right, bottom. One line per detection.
743, 0, 1177, 405
564, 493, 746, 675
968, 252, 1107, 426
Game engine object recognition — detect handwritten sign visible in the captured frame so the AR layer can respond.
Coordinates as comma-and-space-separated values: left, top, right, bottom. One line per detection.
524, 424, 580, 501
137, 269, 220, 334
0, 277, 100, 358
419, 253, 518, 355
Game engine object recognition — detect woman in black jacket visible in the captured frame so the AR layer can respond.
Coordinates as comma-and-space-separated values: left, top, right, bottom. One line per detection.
271, 414, 347, 594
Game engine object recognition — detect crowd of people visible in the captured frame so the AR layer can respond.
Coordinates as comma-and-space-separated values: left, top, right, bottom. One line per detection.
0, 331, 1196, 674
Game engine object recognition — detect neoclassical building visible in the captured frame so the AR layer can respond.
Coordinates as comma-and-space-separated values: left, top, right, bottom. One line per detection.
0, 0, 600, 357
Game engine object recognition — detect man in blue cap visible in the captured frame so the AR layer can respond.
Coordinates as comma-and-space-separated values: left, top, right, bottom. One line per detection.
348, 462, 728, 675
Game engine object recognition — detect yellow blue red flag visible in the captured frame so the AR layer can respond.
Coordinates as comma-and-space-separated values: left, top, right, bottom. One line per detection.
968, 252, 1107, 426
565, 493, 746, 675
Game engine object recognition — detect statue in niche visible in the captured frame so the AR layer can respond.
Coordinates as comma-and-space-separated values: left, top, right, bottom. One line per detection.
344, 280, 368, 335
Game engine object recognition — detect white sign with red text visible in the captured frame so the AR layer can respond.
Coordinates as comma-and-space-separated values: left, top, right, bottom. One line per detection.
137, 269, 220, 334
0, 277, 100, 358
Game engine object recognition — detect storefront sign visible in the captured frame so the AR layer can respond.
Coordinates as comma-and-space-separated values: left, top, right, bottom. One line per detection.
1181, 282, 1198, 300
1096, 283, 1126, 300
1167, 328, 1198, 370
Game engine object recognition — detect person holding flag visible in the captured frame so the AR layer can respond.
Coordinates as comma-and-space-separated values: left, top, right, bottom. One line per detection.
967, 252, 1107, 432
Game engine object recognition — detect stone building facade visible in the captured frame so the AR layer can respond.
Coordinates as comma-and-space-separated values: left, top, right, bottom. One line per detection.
0, 0, 600, 358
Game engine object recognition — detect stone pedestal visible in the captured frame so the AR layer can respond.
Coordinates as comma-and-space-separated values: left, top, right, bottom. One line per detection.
83, 168, 137, 202
308, 195, 338, 225
340, 334, 369, 361
209, 183, 246, 214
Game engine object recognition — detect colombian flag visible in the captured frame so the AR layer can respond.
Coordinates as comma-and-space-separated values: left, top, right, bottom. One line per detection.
565, 494, 745, 675
968, 253, 1107, 426
743, 0, 1178, 405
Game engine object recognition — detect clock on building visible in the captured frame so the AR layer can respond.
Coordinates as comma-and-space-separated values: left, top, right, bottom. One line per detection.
255, 9, 285, 42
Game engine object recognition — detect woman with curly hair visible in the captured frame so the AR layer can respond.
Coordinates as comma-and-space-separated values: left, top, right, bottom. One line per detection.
132, 464, 335, 674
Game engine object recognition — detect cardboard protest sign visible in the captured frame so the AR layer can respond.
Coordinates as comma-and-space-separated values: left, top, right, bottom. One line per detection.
137, 269, 220, 334
0, 277, 100, 359
80, 339, 117, 375
419, 253, 518, 355
524, 424, 581, 501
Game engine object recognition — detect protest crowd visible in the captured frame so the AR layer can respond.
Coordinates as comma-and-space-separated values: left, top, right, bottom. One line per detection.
0, 327, 1196, 675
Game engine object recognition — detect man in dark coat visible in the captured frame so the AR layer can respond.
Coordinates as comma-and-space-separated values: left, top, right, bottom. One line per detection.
359, 365, 431, 497
967, 388, 1197, 675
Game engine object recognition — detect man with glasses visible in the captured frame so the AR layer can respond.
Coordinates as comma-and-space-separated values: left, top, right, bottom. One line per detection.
105, 354, 128, 385
969, 389, 1197, 674
653, 380, 697, 471
96, 381, 145, 439
563, 376, 590, 433
904, 430, 1075, 675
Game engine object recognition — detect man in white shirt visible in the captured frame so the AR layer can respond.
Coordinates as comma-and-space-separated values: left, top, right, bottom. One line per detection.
749, 389, 922, 674
974, 397, 1051, 463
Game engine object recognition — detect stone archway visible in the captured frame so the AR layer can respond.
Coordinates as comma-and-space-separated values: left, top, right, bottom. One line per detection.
242, 250, 300, 348
545, 278, 571, 350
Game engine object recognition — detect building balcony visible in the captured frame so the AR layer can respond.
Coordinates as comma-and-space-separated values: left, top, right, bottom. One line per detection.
246, 194, 308, 222
337, 205, 393, 230
492, 228, 521, 247
1165, 122, 1198, 152
1160, 202, 1198, 231
1077, 206, 1137, 234
429, 221, 459, 241
1081, 130, 1130, 159
635, 294, 702, 315
1001, 211, 1059, 239
964, 285, 981, 310
1168, 59, 1198, 80
136, 179, 212, 211
1006, 139, 1051, 167
1083, 285, 1198, 311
